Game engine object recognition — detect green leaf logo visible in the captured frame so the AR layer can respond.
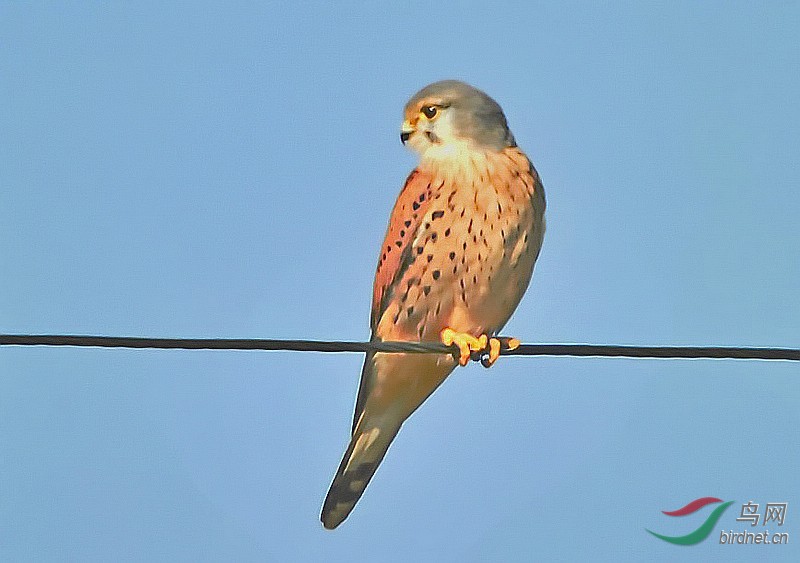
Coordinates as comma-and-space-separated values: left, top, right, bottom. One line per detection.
646, 498, 734, 546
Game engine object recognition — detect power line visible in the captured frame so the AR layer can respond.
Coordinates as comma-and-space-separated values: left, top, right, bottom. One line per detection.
1, 334, 798, 362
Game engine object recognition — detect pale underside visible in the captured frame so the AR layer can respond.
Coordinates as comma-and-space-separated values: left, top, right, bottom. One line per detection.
360, 145, 546, 429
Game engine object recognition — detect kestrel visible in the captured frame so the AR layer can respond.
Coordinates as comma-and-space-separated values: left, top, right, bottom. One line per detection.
321, 80, 546, 529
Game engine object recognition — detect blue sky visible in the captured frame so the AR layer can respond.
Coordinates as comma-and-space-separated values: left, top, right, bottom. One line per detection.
1, 2, 798, 561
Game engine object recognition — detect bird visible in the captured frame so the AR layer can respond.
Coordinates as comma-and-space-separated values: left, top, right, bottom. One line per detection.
321, 80, 546, 529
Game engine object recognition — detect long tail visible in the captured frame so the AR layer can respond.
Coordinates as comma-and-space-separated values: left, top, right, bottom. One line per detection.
321, 419, 400, 529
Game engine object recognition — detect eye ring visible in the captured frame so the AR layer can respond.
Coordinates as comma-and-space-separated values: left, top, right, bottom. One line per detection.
421, 105, 438, 119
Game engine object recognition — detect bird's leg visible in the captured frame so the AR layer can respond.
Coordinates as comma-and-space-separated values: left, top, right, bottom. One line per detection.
440, 328, 487, 366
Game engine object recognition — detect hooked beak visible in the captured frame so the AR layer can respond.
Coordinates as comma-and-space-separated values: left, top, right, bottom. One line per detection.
400, 120, 414, 145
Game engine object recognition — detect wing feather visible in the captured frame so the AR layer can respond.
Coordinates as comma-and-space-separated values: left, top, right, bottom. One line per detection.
352, 169, 435, 433
370, 169, 436, 331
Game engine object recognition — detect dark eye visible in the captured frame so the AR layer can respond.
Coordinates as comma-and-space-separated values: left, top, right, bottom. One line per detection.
421, 105, 438, 119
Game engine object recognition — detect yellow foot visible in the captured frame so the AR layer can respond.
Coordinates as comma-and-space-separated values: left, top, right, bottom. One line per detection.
479, 337, 520, 367
440, 328, 487, 366
441, 329, 522, 368
483, 337, 502, 367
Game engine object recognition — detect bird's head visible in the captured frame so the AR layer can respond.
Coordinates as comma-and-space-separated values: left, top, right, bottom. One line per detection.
401, 80, 516, 162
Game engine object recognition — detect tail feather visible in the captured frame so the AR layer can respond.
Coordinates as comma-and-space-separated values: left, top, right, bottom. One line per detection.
321, 422, 398, 529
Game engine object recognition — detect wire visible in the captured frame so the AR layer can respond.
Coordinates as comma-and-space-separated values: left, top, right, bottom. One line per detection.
1, 334, 798, 361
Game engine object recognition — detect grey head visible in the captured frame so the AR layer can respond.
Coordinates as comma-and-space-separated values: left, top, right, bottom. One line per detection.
401, 80, 516, 154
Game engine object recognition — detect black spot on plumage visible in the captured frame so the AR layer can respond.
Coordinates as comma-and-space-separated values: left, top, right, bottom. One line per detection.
449, 251, 456, 260
467, 219, 473, 234
407, 306, 414, 316
497, 201, 503, 213
350, 461, 378, 481
432, 270, 441, 280
416, 247, 424, 255
452, 265, 457, 274
431, 232, 437, 242
395, 240, 402, 248
419, 193, 426, 202
444, 228, 451, 237
427, 254, 433, 263
423, 285, 431, 296
327, 480, 363, 504
400, 230, 405, 237
432, 210, 444, 220
387, 245, 391, 253
404, 220, 411, 228
412, 201, 420, 211
473, 275, 478, 285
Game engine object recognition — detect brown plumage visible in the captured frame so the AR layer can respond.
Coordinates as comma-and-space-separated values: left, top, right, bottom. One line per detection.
322, 81, 545, 529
